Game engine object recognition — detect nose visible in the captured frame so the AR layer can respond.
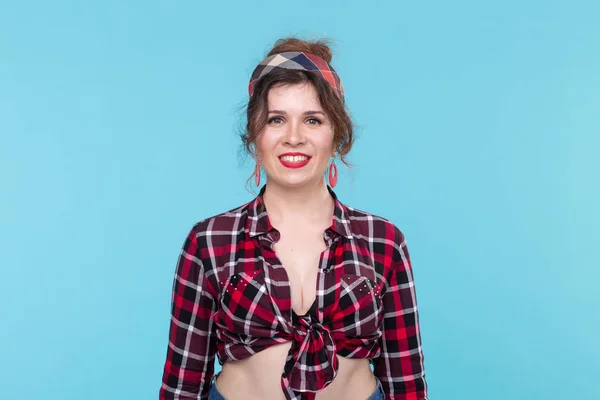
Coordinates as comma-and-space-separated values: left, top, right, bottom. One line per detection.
283, 119, 306, 146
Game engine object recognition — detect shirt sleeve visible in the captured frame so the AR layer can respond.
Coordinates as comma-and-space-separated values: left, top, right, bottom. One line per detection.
373, 232, 428, 399
160, 226, 219, 400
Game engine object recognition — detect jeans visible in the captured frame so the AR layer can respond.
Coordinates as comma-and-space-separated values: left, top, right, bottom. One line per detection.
208, 375, 385, 400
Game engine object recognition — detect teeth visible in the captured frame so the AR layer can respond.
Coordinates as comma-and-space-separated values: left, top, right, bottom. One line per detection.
281, 155, 309, 162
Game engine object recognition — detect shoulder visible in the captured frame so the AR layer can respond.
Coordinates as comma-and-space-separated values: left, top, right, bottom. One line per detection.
187, 200, 253, 242
343, 204, 408, 262
179, 200, 254, 277
343, 204, 415, 292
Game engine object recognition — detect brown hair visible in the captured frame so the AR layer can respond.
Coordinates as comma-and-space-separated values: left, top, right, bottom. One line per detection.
240, 37, 356, 190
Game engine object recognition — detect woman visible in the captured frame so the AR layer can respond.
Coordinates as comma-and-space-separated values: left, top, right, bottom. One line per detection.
160, 37, 428, 400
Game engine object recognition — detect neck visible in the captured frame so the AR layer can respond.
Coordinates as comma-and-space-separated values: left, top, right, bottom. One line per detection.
262, 180, 334, 226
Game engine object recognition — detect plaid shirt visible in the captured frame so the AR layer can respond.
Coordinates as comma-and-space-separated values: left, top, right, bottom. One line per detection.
160, 185, 428, 400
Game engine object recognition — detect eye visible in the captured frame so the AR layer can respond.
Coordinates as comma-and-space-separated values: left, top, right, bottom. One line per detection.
268, 116, 284, 125
306, 117, 322, 125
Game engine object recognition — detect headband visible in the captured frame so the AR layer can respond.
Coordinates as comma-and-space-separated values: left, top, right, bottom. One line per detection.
248, 51, 345, 102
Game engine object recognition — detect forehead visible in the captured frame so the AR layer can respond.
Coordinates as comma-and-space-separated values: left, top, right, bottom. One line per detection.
267, 83, 322, 110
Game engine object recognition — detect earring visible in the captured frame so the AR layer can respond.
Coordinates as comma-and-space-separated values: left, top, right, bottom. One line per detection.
328, 160, 338, 188
254, 163, 261, 186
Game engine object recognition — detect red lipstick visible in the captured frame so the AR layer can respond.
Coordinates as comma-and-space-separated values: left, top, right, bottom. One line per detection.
278, 152, 311, 169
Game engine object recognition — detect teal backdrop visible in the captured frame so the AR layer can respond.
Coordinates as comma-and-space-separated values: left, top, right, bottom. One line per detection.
1, 1, 598, 399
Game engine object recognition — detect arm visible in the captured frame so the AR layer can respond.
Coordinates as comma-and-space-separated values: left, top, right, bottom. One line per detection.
373, 232, 428, 399
160, 226, 218, 400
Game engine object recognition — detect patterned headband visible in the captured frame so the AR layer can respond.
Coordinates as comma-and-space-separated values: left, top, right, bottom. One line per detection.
248, 51, 345, 102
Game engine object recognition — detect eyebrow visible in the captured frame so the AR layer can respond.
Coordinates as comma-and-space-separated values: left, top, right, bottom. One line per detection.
268, 110, 325, 116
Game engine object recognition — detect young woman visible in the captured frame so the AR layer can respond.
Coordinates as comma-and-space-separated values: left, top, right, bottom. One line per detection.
160, 37, 428, 400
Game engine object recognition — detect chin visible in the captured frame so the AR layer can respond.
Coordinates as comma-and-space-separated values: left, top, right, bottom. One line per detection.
273, 176, 316, 188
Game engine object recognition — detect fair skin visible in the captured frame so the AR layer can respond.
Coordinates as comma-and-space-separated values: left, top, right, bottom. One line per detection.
215, 83, 378, 399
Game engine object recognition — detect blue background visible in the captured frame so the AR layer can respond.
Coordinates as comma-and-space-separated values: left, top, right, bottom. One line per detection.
1, 1, 598, 399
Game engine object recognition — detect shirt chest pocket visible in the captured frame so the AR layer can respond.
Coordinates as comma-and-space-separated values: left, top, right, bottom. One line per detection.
335, 274, 383, 336
217, 269, 275, 330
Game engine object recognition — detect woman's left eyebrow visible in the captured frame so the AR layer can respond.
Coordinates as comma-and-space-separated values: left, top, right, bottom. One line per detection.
303, 110, 325, 116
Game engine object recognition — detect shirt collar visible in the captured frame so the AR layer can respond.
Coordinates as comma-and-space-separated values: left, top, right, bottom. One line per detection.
246, 184, 354, 240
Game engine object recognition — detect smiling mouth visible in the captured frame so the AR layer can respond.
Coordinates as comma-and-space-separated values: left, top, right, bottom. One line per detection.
278, 155, 312, 168
279, 155, 310, 162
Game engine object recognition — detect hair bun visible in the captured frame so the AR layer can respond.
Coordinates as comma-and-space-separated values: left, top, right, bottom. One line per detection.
267, 37, 333, 64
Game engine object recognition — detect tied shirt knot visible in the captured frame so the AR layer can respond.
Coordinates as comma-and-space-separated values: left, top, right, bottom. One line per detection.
283, 313, 339, 393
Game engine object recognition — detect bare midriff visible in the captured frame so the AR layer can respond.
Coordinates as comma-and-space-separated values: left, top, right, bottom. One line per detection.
215, 342, 378, 400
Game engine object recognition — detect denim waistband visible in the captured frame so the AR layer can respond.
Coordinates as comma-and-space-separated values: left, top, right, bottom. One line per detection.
367, 377, 385, 400
209, 373, 384, 400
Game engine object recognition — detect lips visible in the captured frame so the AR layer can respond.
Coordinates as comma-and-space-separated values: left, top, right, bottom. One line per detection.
278, 152, 312, 169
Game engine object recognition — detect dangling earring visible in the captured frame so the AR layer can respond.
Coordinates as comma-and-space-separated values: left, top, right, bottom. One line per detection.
254, 163, 261, 187
328, 160, 338, 188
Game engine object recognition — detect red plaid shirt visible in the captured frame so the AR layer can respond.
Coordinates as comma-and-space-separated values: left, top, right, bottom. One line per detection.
160, 185, 428, 400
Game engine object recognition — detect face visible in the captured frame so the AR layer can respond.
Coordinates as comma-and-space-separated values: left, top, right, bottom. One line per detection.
255, 82, 335, 189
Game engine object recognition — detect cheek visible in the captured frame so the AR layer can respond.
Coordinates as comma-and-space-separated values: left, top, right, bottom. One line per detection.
320, 133, 336, 155
255, 133, 276, 159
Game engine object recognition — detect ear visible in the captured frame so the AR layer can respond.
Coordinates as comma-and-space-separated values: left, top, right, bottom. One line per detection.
254, 148, 262, 164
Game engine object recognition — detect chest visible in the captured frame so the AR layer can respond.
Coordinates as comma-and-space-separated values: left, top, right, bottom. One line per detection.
212, 229, 385, 330
271, 228, 328, 316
